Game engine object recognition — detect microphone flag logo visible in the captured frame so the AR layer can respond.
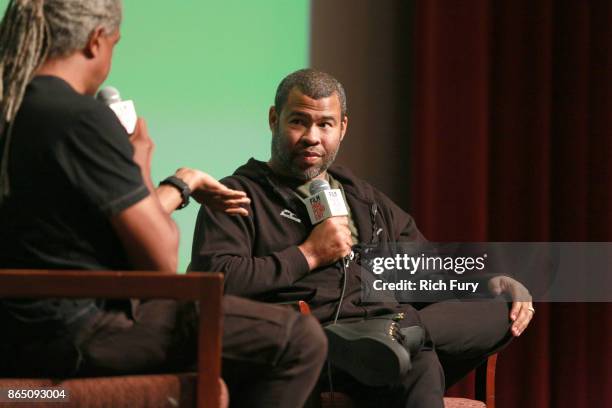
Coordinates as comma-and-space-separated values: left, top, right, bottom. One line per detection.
313, 201, 325, 220
310, 195, 326, 221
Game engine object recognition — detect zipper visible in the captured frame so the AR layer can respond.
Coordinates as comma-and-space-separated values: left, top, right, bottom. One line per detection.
370, 203, 383, 244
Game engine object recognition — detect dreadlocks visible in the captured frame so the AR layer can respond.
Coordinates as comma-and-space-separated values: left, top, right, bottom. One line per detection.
0, 0, 47, 126
0, 0, 122, 203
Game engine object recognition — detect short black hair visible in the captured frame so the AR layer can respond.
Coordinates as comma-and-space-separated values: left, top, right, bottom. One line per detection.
274, 68, 347, 118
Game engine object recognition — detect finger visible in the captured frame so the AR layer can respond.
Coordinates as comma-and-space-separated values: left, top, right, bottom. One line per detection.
511, 303, 533, 336
509, 301, 521, 322
220, 198, 251, 207
228, 199, 251, 208
344, 234, 353, 255
510, 303, 526, 335
210, 198, 250, 209
512, 314, 530, 336
226, 208, 249, 216
134, 117, 147, 133
211, 186, 247, 196
211, 189, 249, 201
226, 188, 247, 197
198, 183, 231, 195
205, 191, 249, 202
196, 172, 247, 197
225, 207, 249, 217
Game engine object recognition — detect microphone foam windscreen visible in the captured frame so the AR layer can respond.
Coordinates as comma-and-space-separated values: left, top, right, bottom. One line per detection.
309, 179, 331, 195
96, 86, 121, 105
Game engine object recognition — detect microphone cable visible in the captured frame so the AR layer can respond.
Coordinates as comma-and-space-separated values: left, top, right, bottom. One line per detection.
327, 252, 351, 402
333, 254, 351, 324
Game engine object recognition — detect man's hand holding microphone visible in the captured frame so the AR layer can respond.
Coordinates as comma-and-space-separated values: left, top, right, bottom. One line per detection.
298, 179, 353, 270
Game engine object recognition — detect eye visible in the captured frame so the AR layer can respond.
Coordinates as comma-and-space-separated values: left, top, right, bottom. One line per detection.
289, 118, 305, 126
319, 122, 332, 128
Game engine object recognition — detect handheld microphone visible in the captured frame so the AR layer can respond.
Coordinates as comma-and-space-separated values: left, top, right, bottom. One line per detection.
96, 86, 138, 134
305, 179, 349, 224
307, 179, 354, 266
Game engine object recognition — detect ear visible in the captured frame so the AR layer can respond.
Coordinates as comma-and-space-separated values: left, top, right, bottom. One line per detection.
84, 26, 106, 59
268, 106, 278, 131
340, 114, 348, 141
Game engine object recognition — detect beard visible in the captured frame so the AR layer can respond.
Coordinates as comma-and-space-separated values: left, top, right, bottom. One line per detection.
270, 129, 339, 181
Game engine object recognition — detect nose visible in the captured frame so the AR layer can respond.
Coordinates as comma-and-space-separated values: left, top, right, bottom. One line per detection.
300, 124, 322, 146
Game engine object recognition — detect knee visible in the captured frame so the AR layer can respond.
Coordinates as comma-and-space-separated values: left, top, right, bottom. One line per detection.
474, 300, 514, 355
422, 300, 513, 358
285, 315, 327, 367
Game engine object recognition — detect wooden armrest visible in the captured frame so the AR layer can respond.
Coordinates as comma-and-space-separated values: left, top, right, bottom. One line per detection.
0, 269, 223, 408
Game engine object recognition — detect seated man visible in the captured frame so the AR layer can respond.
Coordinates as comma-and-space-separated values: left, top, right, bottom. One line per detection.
0, 2, 325, 407
190, 68, 535, 407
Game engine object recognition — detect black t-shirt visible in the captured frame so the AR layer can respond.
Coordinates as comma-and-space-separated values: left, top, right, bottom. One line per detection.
0, 76, 149, 326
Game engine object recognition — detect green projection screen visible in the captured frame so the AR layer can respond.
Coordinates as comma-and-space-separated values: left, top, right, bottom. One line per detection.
1, 0, 309, 271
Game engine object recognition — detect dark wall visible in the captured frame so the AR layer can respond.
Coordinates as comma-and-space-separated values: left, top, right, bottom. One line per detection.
310, 0, 415, 210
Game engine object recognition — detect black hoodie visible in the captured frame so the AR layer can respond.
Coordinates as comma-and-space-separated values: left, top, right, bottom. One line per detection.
190, 158, 426, 325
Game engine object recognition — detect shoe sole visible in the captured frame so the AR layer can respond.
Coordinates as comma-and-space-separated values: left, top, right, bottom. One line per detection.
325, 324, 411, 387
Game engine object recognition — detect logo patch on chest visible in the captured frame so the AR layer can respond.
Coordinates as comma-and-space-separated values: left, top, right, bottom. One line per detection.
280, 209, 302, 223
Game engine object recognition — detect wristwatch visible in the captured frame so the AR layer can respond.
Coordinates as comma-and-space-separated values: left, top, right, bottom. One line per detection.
159, 175, 191, 209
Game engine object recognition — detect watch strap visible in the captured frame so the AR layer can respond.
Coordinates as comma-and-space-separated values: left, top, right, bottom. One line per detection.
159, 175, 191, 209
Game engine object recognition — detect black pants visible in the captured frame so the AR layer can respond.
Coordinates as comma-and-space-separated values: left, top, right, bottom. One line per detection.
1, 296, 327, 408
325, 299, 513, 408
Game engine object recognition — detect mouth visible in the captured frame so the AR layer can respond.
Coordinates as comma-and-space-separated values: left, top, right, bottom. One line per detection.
300, 149, 323, 158
302, 152, 321, 158
297, 151, 323, 164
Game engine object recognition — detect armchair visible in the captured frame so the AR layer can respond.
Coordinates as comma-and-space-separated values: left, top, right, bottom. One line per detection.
0, 269, 224, 408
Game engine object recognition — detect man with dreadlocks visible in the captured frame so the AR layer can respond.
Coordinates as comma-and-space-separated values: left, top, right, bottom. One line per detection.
0, 1, 327, 406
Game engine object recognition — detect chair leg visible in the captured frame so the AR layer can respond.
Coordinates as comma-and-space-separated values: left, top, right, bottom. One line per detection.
475, 354, 497, 408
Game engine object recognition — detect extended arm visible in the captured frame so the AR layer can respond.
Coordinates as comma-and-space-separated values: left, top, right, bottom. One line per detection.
111, 119, 249, 273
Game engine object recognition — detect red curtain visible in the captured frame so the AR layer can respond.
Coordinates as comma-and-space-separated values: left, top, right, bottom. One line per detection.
413, 1, 611, 407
